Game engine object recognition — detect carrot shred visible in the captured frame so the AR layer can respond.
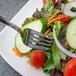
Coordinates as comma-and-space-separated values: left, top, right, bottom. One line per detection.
65, 42, 68, 46
47, 17, 59, 25
12, 48, 28, 57
48, 10, 59, 22
44, 28, 51, 35
47, 15, 69, 25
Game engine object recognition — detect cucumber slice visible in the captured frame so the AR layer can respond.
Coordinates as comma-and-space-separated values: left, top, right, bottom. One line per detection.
22, 18, 47, 33
15, 18, 47, 54
66, 18, 76, 49
15, 33, 32, 53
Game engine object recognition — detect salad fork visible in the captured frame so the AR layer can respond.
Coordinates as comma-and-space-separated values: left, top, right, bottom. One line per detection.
0, 16, 53, 50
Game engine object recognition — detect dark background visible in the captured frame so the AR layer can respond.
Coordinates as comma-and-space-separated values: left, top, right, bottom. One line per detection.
0, 0, 28, 76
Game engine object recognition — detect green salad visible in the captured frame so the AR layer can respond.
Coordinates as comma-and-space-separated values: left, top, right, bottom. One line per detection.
13, 0, 76, 76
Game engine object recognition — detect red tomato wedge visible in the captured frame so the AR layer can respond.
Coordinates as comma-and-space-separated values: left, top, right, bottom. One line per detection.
63, 58, 76, 76
30, 50, 45, 68
56, 14, 70, 24
43, 0, 56, 5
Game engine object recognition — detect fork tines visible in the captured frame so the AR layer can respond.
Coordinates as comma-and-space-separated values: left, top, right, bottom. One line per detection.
25, 29, 53, 50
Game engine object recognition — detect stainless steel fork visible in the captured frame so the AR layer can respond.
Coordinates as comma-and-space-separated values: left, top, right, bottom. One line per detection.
0, 16, 53, 50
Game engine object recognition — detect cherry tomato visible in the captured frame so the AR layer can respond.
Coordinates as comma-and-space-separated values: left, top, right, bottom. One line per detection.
43, 0, 47, 5
63, 58, 76, 76
30, 50, 45, 68
56, 14, 70, 24
43, 0, 56, 5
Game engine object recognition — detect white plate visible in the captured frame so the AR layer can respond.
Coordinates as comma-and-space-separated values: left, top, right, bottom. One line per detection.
0, 0, 49, 76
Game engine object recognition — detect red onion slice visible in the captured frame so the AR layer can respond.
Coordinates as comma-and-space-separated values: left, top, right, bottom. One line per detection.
53, 25, 76, 58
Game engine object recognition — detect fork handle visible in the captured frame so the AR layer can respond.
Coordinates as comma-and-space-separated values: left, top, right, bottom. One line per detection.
0, 16, 22, 33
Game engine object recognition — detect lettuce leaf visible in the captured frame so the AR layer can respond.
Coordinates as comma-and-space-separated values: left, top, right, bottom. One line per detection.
48, 6, 57, 15
60, 3, 64, 11
48, 6, 54, 14
47, 32, 53, 37
54, 21, 64, 38
43, 42, 66, 73
52, 43, 66, 71
43, 52, 54, 74
43, 0, 54, 10
43, 21, 65, 73
43, 0, 56, 15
